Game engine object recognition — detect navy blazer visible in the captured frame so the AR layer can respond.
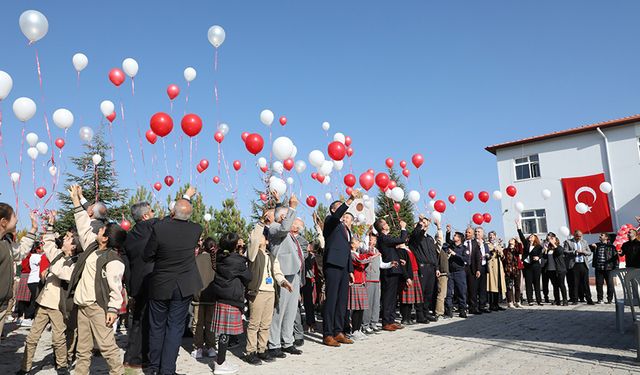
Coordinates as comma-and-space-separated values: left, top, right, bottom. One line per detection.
377, 229, 409, 278
322, 203, 354, 272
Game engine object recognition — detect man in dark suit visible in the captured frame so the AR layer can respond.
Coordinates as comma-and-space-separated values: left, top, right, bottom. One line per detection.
409, 216, 439, 323
462, 227, 483, 314
322, 190, 360, 347
374, 217, 409, 331
474, 227, 491, 313
144, 193, 202, 375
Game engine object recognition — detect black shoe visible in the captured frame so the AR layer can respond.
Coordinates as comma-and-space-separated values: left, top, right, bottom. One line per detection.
416, 319, 430, 324
294, 339, 304, 347
606, 300, 612, 304
15, 370, 30, 375
445, 311, 453, 319
426, 315, 438, 322
571, 302, 578, 305
56, 368, 70, 375
268, 348, 287, 359
536, 302, 543, 306
528, 302, 534, 306
587, 300, 595, 305
544, 297, 550, 304
563, 301, 569, 306
459, 311, 467, 318
479, 308, 491, 313
490, 306, 499, 312
469, 309, 482, 315
244, 352, 263, 366
282, 346, 303, 355
258, 351, 276, 363
401, 320, 411, 326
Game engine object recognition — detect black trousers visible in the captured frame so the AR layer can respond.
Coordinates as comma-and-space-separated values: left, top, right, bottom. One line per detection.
322, 265, 349, 336
415, 263, 437, 320
572, 263, 592, 302
523, 263, 542, 303
446, 270, 467, 311
25, 283, 39, 319
567, 268, 575, 301
547, 270, 567, 303
465, 266, 479, 312
381, 273, 401, 325
301, 279, 316, 326
124, 292, 150, 366
542, 271, 550, 299
595, 269, 614, 302
478, 265, 488, 308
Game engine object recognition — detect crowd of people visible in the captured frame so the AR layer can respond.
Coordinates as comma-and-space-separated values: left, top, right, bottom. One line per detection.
1, 187, 639, 375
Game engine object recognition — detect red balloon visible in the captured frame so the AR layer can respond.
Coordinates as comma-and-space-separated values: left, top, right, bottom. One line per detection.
448, 195, 457, 204
196, 164, 204, 174
472, 213, 484, 225
483, 213, 492, 223
35, 187, 46, 199
214, 131, 224, 143
434, 199, 446, 213
306, 196, 317, 208
327, 141, 346, 161
164, 175, 174, 187
213, 176, 220, 184
346, 147, 354, 157
385, 158, 394, 168
106, 112, 116, 123
241, 132, 250, 142
245, 133, 264, 155
506, 185, 517, 197
388, 180, 397, 190
412, 153, 424, 169
283, 158, 294, 171
260, 165, 268, 173
428, 189, 436, 199
199, 159, 209, 170
260, 193, 268, 202
55, 138, 65, 149
367, 169, 375, 175
399, 160, 407, 169
344, 174, 356, 187
233, 160, 241, 171
393, 202, 401, 213
150, 112, 173, 137
375, 173, 390, 190
181, 114, 202, 137
402, 169, 410, 178
145, 130, 158, 144
478, 191, 490, 203
345, 136, 352, 147
316, 174, 325, 183
279, 116, 287, 126
311, 172, 318, 180
359, 172, 374, 191
119, 220, 131, 231
464, 191, 474, 202
153, 182, 162, 191
108, 68, 125, 86
346, 187, 353, 196
167, 84, 180, 100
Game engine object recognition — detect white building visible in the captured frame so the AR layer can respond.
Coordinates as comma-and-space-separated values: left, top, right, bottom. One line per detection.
486, 114, 640, 241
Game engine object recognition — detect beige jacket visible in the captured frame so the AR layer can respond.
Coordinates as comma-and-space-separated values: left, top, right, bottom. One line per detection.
247, 223, 286, 293
487, 242, 506, 297
37, 229, 69, 310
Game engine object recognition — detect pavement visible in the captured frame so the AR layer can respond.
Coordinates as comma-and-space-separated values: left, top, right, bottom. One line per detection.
1, 289, 638, 375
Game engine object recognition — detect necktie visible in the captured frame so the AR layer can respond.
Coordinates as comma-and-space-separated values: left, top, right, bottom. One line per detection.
343, 225, 351, 242
291, 234, 305, 276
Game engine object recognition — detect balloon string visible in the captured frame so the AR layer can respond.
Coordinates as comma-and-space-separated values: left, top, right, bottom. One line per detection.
77, 72, 80, 89
162, 138, 169, 177
17, 125, 26, 214
94, 165, 100, 202
215, 49, 218, 72
170, 100, 173, 113
219, 147, 233, 191
31, 160, 36, 205
0, 107, 15, 196
217, 143, 221, 176
108, 123, 116, 177
189, 138, 193, 185
35, 48, 43, 88
185, 81, 190, 114
119, 101, 139, 182
131, 78, 135, 96
136, 126, 146, 170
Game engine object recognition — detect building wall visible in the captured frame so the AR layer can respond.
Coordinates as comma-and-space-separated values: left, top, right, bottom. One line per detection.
494, 122, 640, 242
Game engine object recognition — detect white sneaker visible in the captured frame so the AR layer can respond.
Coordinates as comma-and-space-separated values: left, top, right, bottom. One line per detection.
356, 330, 368, 340
20, 319, 33, 327
363, 327, 374, 334
190, 348, 203, 359
206, 347, 217, 358
514, 302, 522, 308
214, 360, 239, 375
508, 303, 515, 309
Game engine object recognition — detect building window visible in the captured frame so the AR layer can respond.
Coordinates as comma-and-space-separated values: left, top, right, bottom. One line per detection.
521, 209, 547, 234
514, 154, 540, 180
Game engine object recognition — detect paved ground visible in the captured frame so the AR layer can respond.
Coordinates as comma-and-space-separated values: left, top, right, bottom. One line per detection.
1, 288, 638, 375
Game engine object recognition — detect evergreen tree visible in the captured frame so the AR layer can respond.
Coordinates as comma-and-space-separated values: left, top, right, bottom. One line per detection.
55, 127, 129, 233
208, 199, 249, 242
374, 168, 416, 236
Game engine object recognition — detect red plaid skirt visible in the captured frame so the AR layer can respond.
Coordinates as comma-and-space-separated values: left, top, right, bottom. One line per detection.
348, 283, 368, 311
211, 302, 243, 335
400, 276, 423, 304
15, 273, 31, 302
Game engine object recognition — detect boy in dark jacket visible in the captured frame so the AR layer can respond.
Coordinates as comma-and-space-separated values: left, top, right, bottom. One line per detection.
590, 233, 618, 304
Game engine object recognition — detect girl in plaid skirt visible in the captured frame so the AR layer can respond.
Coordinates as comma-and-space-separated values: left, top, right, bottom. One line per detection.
398, 244, 423, 325
347, 238, 379, 340
210, 233, 252, 375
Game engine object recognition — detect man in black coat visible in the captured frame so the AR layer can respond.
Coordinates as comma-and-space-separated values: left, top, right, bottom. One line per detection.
144, 193, 202, 375
462, 227, 483, 314
409, 216, 439, 323
322, 190, 360, 347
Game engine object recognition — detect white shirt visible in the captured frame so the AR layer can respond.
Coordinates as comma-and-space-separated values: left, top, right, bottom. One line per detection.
28, 253, 43, 284
476, 239, 487, 266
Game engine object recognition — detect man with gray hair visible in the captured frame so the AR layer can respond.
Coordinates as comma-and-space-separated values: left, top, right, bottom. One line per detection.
78, 191, 108, 234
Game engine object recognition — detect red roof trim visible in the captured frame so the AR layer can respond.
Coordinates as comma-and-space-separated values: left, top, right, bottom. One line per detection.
485, 114, 640, 155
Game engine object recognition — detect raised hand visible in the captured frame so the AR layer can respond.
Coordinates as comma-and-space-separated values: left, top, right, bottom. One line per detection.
289, 194, 299, 209
29, 211, 38, 233
48, 211, 57, 225
185, 186, 197, 198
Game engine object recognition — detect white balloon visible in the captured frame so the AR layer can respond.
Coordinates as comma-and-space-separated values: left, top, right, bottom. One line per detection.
13, 97, 36, 122
333, 132, 346, 144
541, 189, 552, 200
291, 145, 298, 158
385, 189, 393, 199
390, 187, 404, 202
515, 201, 525, 213
600, 182, 612, 194
100, 100, 115, 117
36, 142, 48, 155
10, 172, 20, 183
272, 161, 284, 174
294, 160, 307, 174
19, 10, 49, 43
325, 193, 332, 201
26, 132, 39, 147
286, 177, 294, 185
72, 53, 88, 72
319, 160, 333, 176
92, 154, 102, 165
431, 211, 442, 223
492, 190, 503, 201
48, 165, 57, 176
322, 121, 330, 131
79, 126, 94, 142
184, 67, 197, 82
575, 202, 589, 214
272, 137, 294, 160
52, 108, 74, 129
308, 150, 325, 168
269, 177, 287, 196
408, 190, 421, 204
257, 157, 267, 168
429, 200, 436, 210
322, 176, 331, 185
0, 71, 13, 100
122, 58, 139, 78
207, 25, 226, 48
217, 123, 230, 136
27, 147, 39, 160
559, 226, 571, 237
260, 109, 274, 126
333, 160, 344, 171
204, 213, 212, 222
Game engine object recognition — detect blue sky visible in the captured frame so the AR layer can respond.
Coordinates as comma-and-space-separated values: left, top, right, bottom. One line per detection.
1, 1, 640, 234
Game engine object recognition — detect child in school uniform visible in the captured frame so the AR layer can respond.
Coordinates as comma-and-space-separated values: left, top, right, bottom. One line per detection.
398, 243, 424, 325
348, 238, 379, 341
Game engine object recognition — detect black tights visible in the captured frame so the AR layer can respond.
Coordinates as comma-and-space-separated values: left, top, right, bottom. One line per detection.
400, 304, 413, 322
216, 334, 229, 365
351, 310, 363, 332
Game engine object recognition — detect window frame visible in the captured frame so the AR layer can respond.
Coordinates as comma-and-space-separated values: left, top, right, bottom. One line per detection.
521, 209, 548, 235
514, 154, 541, 181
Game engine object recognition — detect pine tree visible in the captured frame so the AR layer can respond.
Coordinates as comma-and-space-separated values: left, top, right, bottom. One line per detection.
208, 199, 249, 242
55, 127, 129, 233
374, 168, 416, 236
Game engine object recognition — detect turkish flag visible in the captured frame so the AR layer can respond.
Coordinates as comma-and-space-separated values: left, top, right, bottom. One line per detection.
561, 173, 613, 234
